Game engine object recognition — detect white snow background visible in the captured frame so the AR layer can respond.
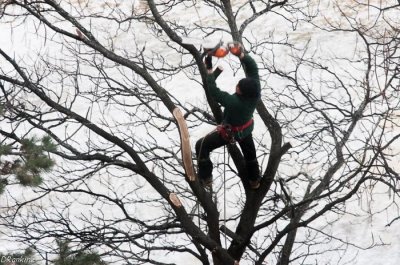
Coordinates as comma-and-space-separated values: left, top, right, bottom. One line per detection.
1, 0, 399, 264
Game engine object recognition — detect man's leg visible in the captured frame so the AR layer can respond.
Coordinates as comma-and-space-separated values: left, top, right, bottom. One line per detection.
238, 134, 261, 189
195, 131, 227, 184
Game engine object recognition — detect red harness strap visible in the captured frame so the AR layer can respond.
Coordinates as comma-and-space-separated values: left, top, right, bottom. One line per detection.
231, 119, 254, 132
217, 119, 254, 143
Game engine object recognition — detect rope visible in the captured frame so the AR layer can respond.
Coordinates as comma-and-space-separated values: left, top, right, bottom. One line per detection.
223, 145, 227, 248
194, 128, 217, 234
197, 129, 229, 248
196, 129, 228, 248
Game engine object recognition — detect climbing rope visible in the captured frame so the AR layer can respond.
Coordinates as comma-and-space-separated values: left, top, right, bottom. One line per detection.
223, 145, 227, 248
194, 128, 229, 248
192, 128, 217, 233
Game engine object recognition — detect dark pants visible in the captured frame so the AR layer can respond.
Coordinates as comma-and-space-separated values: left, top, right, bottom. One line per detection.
195, 131, 260, 181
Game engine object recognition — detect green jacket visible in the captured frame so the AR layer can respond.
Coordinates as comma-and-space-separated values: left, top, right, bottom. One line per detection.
207, 54, 260, 139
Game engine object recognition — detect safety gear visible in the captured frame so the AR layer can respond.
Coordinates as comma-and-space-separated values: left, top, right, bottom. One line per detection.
217, 119, 254, 143
232, 119, 254, 133
217, 124, 235, 143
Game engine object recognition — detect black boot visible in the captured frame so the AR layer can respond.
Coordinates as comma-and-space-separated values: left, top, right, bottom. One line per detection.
246, 159, 261, 189
197, 158, 213, 187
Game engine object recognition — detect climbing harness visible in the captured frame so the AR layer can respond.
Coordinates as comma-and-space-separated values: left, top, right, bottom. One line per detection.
217, 118, 254, 143
217, 124, 235, 144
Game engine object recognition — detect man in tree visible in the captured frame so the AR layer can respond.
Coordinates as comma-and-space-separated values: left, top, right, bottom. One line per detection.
195, 43, 262, 189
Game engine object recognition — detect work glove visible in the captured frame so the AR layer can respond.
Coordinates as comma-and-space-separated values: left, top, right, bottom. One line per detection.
229, 42, 243, 57
204, 55, 212, 70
